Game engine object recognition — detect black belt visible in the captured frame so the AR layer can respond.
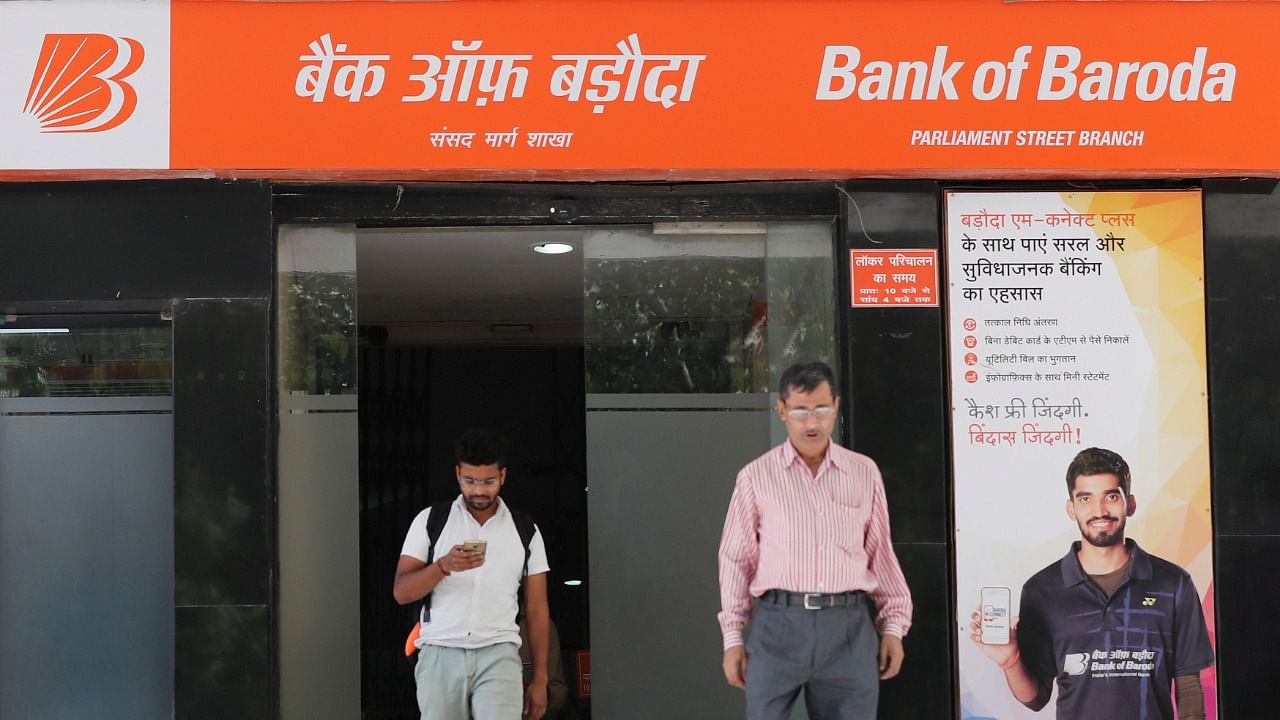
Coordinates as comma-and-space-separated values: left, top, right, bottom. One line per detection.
761, 589, 864, 610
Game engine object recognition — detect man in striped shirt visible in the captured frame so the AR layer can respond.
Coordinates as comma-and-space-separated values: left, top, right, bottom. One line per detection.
718, 361, 913, 720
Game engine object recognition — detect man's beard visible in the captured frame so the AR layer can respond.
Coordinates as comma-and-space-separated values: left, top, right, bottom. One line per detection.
465, 494, 495, 511
1080, 515, 1125, 547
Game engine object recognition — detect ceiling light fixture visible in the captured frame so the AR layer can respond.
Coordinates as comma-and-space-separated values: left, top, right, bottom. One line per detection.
532, 242, 575, 255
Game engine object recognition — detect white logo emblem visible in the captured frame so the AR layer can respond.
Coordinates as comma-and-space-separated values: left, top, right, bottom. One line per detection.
0, 1, 170, 170
1063, 653, 1089, 676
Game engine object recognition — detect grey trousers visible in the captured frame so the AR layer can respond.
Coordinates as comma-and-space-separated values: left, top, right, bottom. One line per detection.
415, 643, 523, 720
744, 597, 880, 720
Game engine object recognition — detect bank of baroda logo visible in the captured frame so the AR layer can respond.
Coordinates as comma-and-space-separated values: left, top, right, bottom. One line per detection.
23, 33, 144, 133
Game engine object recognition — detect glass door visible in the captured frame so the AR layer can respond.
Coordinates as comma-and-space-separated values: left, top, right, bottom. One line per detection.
582, 221, 839, 719
0, 315, 174, 720
276, 225, 361, 720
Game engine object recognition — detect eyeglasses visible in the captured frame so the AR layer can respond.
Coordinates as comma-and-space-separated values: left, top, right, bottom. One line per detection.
461, 477, 501, 488
784, 406, 837, 421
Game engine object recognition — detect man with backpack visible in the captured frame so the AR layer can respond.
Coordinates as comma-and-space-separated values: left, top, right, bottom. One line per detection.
394, 429, 551, 720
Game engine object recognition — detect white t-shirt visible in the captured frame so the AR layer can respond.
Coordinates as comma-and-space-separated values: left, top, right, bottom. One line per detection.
400, 495, 550, 649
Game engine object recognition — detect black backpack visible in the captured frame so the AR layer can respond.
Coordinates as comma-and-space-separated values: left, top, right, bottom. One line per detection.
419, 499, 538, 624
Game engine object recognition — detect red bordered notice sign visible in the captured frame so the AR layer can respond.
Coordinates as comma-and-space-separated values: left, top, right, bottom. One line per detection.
850, 249, 939, 307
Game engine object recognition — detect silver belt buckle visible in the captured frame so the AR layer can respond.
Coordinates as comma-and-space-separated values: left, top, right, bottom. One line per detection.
803, 593, 823, 610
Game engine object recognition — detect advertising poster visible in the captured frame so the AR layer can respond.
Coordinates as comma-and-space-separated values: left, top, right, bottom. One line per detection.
946, 191, 1216, 719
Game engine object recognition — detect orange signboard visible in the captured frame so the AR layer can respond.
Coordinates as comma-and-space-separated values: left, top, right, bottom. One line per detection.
6, 0, 1280, 178
851, 250, 939, 308
166, 0, 1280, 178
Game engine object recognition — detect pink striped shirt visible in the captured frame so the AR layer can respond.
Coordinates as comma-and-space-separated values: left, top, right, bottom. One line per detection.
717, 440, 913, 649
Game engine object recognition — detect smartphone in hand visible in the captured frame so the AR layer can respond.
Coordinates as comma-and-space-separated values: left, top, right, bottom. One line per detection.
980, 586, 1011, 645
461, 540, 487, 556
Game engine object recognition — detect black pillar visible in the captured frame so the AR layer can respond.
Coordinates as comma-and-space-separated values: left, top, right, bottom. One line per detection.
1203, 178, 1280, 720
840, 182, 953, 719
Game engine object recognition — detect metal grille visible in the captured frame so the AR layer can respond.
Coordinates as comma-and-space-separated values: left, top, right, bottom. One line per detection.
360, 347, 433, 720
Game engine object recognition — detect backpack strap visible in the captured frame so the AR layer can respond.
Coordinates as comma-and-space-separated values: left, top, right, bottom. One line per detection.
510, 509, 536, 578
509, 508, 537, 622
420, 499, 454, 623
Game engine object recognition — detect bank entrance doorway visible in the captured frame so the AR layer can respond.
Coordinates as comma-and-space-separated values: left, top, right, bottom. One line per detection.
276, 213, 840, 720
